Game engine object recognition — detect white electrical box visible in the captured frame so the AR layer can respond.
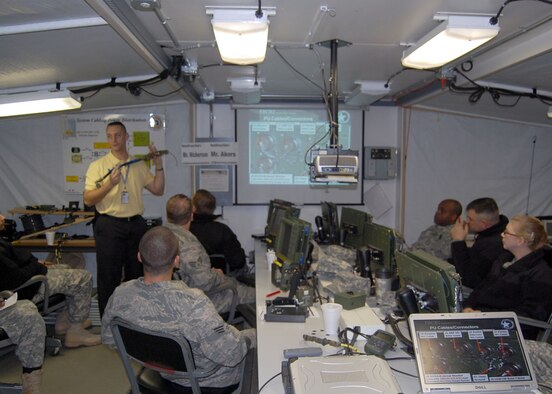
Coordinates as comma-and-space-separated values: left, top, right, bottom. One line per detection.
364, 146, 399, 180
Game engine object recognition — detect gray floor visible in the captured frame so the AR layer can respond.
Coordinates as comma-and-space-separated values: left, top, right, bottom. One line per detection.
0, 326, 132, 394
0, 324, 258, 394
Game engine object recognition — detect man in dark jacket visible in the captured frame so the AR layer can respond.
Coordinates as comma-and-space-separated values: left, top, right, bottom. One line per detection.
449, 197, 512, 288
190, 189, 246, 274
0, 213, 100, 348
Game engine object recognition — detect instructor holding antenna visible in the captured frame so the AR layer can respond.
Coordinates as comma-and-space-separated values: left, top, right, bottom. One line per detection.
84, 120, 165, 316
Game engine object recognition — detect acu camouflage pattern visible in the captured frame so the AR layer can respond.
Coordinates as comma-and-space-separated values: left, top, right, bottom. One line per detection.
0, 300, 45, 368
525, 340, 552, 394
102, 279, 255, 388
32, 265, 93, 323
165, 223, 254, 313
314, 243, 370, 296
411, 224, 454, 260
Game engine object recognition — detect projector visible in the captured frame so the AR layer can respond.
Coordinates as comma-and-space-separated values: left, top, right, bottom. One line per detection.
310, 148, 359, 183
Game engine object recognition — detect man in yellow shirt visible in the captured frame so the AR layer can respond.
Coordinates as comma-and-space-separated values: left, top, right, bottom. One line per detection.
84, 121, 165, 316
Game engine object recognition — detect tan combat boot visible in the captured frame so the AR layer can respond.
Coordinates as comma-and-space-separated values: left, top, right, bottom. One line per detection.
55, 309, 92, 335
64, 323, 101, 348
22, 369, 42, 394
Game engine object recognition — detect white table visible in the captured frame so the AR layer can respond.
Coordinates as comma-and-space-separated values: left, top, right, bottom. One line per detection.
253, 240, 421, 393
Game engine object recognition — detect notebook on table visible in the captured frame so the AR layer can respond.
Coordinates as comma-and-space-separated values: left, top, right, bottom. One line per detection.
409, 312, 539, 394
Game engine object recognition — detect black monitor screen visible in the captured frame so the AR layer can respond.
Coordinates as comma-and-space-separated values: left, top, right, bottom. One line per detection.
320, 201, 339, 244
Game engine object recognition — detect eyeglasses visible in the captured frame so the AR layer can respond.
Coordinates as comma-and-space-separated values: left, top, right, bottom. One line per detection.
502, 230, 520, 237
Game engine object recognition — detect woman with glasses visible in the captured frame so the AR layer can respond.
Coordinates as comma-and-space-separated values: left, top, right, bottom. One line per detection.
463, 215, 552, 340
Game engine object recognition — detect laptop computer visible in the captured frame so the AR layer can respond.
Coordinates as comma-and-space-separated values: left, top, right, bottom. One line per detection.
409, 312, 539, 394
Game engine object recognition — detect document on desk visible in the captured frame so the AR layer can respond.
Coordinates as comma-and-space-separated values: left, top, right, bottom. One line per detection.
0, 292, 17, 311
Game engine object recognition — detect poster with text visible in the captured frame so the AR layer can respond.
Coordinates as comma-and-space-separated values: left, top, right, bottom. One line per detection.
62, 114, 165, 193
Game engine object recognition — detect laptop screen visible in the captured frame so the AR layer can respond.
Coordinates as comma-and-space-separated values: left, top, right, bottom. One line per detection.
409, 312, 538, 393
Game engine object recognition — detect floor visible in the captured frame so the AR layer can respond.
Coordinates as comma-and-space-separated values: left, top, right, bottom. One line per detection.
0, 323, 257, 394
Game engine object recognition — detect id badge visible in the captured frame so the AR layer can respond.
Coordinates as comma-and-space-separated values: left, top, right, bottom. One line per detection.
121, 191, 129, 204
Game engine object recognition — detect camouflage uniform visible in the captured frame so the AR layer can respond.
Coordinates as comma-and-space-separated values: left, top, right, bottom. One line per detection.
0, 300, 45, 368
411, 224, 454, 260
32, 266, 93, 323
101, 278, 256, 388
165, 223, 255, 313
525, 340, 552, 394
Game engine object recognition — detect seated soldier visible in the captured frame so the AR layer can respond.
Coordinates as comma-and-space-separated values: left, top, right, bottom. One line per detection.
450, 197, 512, 288
0, 299, 45, 394
463, 215, 552, 340
165, 194, 255, 314
0, 213, 100, 348
101, 226, 256, 390
190, 189, 246, 275
411, 199, 462, 260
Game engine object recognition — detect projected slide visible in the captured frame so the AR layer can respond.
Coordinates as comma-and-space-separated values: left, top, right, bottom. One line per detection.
236, 106, 363, 205
248, 109, 352, 185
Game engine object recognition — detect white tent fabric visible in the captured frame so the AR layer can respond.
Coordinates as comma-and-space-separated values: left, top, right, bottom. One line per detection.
404, 109, 552, 246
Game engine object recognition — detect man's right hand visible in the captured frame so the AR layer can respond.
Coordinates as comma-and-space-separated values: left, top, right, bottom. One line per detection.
450, 217, 469, 241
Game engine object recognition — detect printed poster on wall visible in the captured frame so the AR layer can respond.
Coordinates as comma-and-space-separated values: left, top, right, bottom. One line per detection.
62, 114, 166, 193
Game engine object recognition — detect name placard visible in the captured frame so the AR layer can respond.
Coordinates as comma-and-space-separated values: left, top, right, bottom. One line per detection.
181, 142, 238, 165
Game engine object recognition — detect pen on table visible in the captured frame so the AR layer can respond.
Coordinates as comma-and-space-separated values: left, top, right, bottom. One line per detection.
265, 290, 281, 298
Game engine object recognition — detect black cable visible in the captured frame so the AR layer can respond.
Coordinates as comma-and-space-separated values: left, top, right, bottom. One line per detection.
385, 68, 406, 88
389, 366, 419, 379
258, 371, 281, 392
272, 46, 325, 92
491, 0, 552, 25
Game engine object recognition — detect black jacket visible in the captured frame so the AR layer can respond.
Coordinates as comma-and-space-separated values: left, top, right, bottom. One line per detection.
450, 215, 512, 288
0, 238, 47, 299
190, 213, 246, 273
464, 246, 552, 339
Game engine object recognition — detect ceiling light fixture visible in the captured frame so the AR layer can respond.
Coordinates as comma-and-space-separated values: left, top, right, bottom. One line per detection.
0, 90, 82, 118
206, 7, 276, 65
401, 14, 500, 70
228, 77, 264, 104
548, 106, 552, 119
345, 81, 391, 107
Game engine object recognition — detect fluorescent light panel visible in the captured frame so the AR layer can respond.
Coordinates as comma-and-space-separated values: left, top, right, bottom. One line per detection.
0, 90, 82, 118
208, 8, 274, 65
402, 15, 499, 69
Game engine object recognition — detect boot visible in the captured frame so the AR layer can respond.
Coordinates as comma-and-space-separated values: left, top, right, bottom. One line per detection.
55, 309, 92, 335
22, 369, 42, 394
64, 323, 101, 348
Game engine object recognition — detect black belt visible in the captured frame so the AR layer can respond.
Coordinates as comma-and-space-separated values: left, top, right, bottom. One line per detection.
100, 214, 141, 222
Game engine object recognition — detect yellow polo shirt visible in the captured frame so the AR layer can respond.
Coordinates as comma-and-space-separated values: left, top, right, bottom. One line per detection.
84, 152, 154, 217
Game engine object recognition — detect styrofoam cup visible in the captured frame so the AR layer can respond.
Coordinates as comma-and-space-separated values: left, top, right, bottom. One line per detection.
321, 302, 342, 335
45, 231, 56, 246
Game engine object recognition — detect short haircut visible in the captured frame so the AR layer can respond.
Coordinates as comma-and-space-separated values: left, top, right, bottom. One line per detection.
166, 194, 192, 225
466, 197, 499, 222
442, 199, 463, 217
139, 226, 179, 275
192, 189, 216, 215
509, 215, 549, 250
106, 121, 127, 133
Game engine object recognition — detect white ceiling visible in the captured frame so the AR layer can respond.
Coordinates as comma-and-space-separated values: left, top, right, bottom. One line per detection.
1, 0, 551, 125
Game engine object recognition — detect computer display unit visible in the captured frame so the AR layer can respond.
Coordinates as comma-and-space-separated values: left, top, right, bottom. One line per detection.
395, 249, 462, 313
318, 201, 339, 244
274, 216, 312, 267
363, 221, 398, 274
264, 199, 301, 245
340, 207, 372, 249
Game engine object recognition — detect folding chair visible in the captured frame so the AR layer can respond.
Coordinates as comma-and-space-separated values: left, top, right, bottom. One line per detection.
110, 317, 244, 394
12, 275, 66, 355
